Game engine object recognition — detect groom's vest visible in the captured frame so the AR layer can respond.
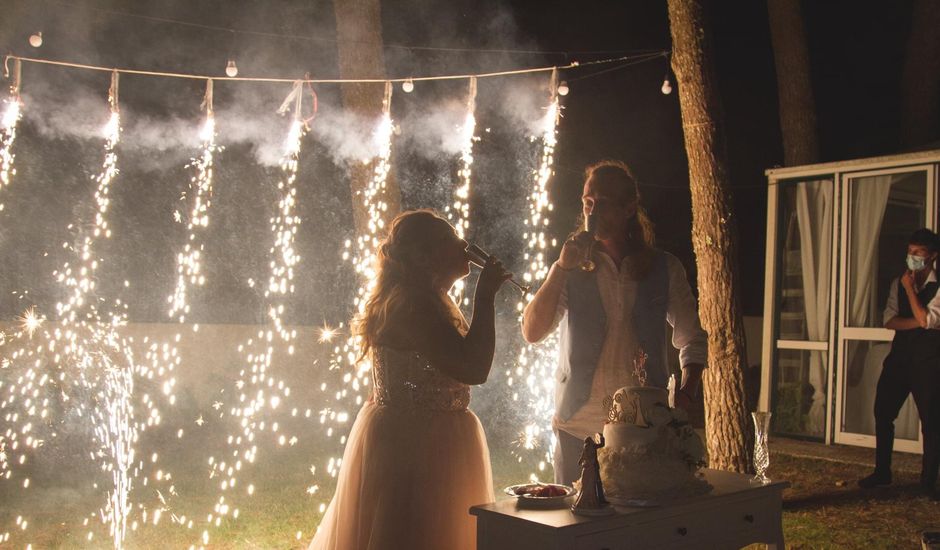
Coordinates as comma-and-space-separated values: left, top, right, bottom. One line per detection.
555, 250, 670, 422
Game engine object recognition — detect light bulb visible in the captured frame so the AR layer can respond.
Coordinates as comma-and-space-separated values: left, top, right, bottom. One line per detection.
661, 78, 672, 95
29, 32, 42, 48
225, 60, 238, 77
557, 81, 569, 96
402, 79, 414, 93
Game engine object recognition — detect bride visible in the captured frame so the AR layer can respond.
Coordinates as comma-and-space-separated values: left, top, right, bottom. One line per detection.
309, 209, 511, 550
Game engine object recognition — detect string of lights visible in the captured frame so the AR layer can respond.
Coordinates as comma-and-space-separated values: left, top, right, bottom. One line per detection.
3, 51, 667, 87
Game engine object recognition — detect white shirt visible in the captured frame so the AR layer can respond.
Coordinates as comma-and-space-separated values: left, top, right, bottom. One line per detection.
533, 250, 708, 440
883, 269, 940, 328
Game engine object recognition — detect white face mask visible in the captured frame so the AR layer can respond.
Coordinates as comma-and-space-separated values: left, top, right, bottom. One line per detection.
907, 254, 929, 272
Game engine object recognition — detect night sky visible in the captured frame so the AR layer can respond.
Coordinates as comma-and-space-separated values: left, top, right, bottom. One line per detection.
0, 0, 927, 318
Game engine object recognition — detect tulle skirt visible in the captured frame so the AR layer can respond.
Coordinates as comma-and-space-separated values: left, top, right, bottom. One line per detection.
308, 401, 494, 550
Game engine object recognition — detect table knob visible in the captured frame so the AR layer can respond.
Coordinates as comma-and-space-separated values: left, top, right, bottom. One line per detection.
677, 527, 688, 536
744, 514, 755, 523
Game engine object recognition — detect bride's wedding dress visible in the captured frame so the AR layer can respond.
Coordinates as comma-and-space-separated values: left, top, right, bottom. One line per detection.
309, 345, 494, 550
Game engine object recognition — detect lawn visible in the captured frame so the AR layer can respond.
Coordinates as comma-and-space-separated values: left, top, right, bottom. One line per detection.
2, 436, 936, 548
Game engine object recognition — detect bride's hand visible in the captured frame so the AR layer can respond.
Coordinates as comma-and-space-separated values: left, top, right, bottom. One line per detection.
477, 256, 512, 299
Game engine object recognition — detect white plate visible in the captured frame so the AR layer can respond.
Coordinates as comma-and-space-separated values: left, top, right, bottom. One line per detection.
504, 483, 576, 508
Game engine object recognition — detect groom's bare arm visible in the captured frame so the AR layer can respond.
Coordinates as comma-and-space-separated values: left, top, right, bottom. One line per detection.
522, 263, 570, 343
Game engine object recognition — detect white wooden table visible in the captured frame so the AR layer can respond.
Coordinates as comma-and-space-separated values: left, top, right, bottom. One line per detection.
470, 469, 788, 550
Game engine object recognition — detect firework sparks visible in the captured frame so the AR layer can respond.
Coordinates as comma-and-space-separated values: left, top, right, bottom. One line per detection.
318, 325, 339, 344
325, 82, 397, 483
447, 77, 478, 307
15, 307, 42, 338
513, 70, 563, 468
200, 115, 306, 546
168, 113, 219, 323
0, 59, 23, 207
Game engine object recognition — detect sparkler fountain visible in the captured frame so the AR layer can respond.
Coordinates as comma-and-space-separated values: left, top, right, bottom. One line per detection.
326, 81, 396, 482
1, 59, 23, 207
446, 76, 478, 307
168, 79, 219, 324
512, 69, 563, 477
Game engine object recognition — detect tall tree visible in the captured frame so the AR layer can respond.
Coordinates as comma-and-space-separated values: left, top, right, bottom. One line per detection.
333, 0, 402, 234
900, 0, 940, 150
667, 0, 751, 472
767, 0, 819, 165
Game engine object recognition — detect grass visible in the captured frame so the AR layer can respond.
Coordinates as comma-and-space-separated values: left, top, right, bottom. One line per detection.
3, 436, 937, 549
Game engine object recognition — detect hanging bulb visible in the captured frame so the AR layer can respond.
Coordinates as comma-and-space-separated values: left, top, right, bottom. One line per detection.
29, 32, 42, 48
557, 81, 569, 96
225, 60, 238, 77
401, 78, 414, 93
661, 78, 673, 95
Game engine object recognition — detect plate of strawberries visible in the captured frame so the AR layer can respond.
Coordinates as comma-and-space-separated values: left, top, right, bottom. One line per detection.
504, 483, 576, 508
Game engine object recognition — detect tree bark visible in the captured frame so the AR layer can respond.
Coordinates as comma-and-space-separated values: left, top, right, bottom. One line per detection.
767, 0, 819, 165
333, 0, 401, 234
667, 0, 751, 473
900, 0, 940, 150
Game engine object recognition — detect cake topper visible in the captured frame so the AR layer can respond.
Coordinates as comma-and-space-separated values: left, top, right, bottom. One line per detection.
633, 346, 648, 387
571, 433, 614, 516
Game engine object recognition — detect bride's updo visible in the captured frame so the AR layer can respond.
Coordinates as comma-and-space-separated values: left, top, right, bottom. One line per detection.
355, 209, 462, 360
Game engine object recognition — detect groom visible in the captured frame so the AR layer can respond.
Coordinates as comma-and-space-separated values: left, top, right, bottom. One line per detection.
521, 160, 708, 485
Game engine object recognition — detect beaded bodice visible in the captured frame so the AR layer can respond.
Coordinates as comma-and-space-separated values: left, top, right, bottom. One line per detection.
372, 346, 471, 411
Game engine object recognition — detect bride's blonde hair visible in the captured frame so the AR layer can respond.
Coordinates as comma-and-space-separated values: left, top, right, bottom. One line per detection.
354, 209, 463, 361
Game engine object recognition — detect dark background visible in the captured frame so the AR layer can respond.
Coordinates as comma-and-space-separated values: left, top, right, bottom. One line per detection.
0, 0, 929, 321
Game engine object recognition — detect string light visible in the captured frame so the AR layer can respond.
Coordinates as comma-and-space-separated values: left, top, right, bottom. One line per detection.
401, 78, 414, 93
28, 32, 42, 48
557, 81, 569, 96
225, 60, 238, 77
661, 78, 672, 95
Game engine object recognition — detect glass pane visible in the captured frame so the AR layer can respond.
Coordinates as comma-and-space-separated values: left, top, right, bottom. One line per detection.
772, 348, 827, 438
842, 340, 919, 440
847, 171, 927, 328
775, 179, 834, 341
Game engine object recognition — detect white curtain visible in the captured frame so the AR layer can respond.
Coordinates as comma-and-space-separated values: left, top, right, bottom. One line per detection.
795, 180, 833, 436
848, 175, 893, 327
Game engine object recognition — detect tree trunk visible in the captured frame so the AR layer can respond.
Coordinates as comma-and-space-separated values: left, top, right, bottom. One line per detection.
333, 0, 401, 234
900, 0, 940, 150
767, 0, 819, 165
667, 0, 751, 473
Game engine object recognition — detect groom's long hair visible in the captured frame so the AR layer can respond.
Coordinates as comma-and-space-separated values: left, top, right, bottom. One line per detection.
575, 160, 657, 279
354, 209, 463, 362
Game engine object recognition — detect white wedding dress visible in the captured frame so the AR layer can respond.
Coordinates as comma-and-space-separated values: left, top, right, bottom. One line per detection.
308, 345, 494, 550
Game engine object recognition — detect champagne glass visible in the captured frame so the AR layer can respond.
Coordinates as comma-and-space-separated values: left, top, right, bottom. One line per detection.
465, 244, 530, 294
751, 411, 772, 485
581, 212, 597, 272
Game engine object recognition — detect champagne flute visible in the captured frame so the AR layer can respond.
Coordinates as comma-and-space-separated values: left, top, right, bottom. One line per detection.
465, 244, 530, 294
581, 212, 597, 272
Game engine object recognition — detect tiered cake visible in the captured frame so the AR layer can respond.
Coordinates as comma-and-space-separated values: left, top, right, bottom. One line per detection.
598, 386, 711, 504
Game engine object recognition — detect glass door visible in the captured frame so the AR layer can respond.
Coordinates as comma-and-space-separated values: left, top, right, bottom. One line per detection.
769, 178, 835, 440
834, 165, 935, 452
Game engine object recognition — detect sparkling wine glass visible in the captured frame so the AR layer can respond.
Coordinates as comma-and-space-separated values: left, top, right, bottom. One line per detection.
751, 411, 772, 485
580, 212, 597, 272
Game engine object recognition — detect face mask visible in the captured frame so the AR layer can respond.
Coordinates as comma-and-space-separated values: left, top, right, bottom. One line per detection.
907, 254, 929, 272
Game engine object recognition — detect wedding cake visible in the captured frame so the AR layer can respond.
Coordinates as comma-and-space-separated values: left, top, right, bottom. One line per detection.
597, 386, 711, 504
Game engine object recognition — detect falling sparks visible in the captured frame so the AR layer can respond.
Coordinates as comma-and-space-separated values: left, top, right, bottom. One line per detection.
15, 307, 42, 338
201, 113, 306, 540
0, 59, 23, 206
513, 70, 563, 466
326, 81, 396, 484
447, 77, 478, 307
317, 325, 338, 344
168, 113, 219, 323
